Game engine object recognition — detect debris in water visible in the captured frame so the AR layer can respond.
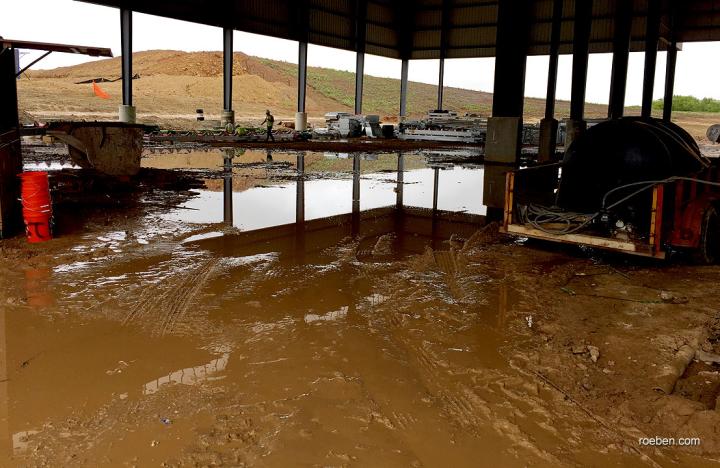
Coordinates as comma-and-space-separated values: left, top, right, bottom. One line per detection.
588, 346, 600, 363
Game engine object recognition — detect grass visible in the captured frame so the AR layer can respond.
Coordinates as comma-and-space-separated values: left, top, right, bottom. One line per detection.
653, 96, 720, 113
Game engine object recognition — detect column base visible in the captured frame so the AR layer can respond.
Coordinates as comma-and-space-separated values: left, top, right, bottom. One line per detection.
483, 162, 514, 211
485, 116, 522, 164
538, 117, 559, 163
564, 119, 587, 150
221, 109, 235, 127
295, 112, 308, 131
118, 105, 136, 124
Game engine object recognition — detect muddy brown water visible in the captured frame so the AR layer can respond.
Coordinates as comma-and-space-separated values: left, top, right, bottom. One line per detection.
4, 147, 713, 466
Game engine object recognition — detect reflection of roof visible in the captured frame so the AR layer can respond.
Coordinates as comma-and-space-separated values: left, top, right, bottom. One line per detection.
77, 1, 720, 59
0, 38, 112, 57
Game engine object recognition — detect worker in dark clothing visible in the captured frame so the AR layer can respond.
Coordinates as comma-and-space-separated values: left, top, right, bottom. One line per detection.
260, 110, 275, 142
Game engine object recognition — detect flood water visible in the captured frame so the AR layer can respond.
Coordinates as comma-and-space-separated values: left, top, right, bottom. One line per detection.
4, 145, 670, 466
141, 149, 486, 231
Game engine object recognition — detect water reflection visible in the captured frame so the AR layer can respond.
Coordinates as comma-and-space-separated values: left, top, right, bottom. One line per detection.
296, 152, 305, 224
150, 149, 486, 232
223, 149, 234, 225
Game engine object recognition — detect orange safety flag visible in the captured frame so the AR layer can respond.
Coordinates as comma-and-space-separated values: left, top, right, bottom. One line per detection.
92, 81, 110, 99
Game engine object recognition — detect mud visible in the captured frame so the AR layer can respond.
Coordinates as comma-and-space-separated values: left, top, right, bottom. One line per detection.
1, 144, 720, 466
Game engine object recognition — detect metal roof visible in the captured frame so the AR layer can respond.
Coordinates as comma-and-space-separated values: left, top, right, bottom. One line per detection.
77, 1, 720, 59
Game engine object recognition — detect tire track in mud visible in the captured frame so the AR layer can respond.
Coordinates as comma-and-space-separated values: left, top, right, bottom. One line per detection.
123, 257, 219, 336
158, 258, 218, 336
356, 247, 576, 464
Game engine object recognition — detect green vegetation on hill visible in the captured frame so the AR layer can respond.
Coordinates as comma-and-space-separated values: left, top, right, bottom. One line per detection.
652, 96, 720, 113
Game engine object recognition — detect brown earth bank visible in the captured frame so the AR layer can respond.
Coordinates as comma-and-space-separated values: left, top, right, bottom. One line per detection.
1, 155, 720, 466
17, 50, 720, 140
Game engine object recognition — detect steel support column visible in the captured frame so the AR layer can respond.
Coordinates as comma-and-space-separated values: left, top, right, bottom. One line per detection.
354, 0, 367, 115
120, 9, 132, 107
399, 59, 409, 118
641, 0, 660, 118
570, 0, 592, 121
567, 0, 593, 148
298, 41, 308, 113
663, 41, 678, 122
223, 28, 233, 112
538, 0, 563, 163
608, 0, 633, 119
355, 52, 364, 115
438, 0, 450, 112
437, 58, 445, 111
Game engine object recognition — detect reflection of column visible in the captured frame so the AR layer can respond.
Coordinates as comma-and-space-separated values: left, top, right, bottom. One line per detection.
432, 167, 440, 213
0, 306, 9, 457
223, 149, 233, 225
266, 149, 273, 162
296, 152, 305, 224
396, 152, 404, 209
498, 282, 508, 328
352, 154, 360, 214
352, 154, 361, 236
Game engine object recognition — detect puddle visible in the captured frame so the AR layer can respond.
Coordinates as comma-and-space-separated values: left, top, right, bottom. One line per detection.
142, 148, 486, 231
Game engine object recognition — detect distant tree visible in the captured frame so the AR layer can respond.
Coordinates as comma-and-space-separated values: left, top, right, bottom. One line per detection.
652, 95, 720, 113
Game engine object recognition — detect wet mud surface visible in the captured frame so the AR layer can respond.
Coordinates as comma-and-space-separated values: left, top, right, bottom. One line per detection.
1, 144, 720, 466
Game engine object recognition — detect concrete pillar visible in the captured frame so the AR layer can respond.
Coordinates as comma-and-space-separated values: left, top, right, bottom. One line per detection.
608, 0, 632, 119
641, 0, 660, 118
399, 59, 409, 118
538, 118, 559, 161
538, 0, 563, 163
119, 9, 136, 123
565, 118, 587, 151
118, 105, 136, 124
663, 41, 678, 122
437, 58, 445, 111
355, 51, 364, 115
567, 0, 593, 146
221, 27, 234, 127
296, 41, 308, 130
0, 46, 22, 238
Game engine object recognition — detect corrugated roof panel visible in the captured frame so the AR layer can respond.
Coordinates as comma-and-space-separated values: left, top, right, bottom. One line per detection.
77, 0, 720, 59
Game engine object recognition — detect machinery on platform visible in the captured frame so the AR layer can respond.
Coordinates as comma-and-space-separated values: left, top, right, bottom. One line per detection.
502, 117, 720, 262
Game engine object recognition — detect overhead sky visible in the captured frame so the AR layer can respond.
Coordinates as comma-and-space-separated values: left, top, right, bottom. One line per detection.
3, 0, 719, 106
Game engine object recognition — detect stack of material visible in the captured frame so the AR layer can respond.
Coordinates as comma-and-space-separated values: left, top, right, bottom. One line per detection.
364, 115, 381, 137
338, 117, 363, 137
399, 110, 486, 143
324, 112, 353, 131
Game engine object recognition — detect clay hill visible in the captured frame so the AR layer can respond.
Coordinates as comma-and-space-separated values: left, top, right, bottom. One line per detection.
17, 50, 717, 138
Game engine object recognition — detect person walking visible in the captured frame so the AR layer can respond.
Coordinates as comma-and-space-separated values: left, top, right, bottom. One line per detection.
260, 110, 275, 142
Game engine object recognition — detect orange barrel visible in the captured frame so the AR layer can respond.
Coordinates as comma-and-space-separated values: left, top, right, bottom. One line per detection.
19, 171, 53, 242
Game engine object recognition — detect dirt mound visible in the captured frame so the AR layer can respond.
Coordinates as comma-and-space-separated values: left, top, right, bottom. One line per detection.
29, 50, 293, 84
